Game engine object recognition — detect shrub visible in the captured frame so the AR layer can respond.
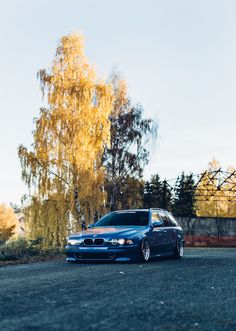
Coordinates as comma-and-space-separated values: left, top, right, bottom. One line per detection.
0, 239, 29, 261
0, 237, 64, 261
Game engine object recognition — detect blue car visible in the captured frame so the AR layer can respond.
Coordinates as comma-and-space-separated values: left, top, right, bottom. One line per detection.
65, 208, 184, 262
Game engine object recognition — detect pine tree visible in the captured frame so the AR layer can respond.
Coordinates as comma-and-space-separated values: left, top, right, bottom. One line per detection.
144, 175, 172, 210
173, 172, 196, 217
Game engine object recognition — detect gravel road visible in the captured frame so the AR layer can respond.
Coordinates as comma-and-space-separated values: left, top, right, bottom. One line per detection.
0, 248, 235, 331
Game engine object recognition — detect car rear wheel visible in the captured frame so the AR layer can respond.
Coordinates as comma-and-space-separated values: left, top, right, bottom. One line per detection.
138, 239, 151, 262
172, 239, 184, 259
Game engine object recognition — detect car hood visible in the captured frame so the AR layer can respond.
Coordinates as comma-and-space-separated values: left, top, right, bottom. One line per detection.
71, 227, 145, 238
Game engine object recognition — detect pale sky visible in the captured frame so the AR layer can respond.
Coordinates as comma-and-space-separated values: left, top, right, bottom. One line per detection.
1, 0, 236, 205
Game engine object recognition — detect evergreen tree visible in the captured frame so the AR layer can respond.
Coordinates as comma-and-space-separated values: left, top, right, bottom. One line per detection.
143, 181, 153, 208
160, 180, 173, 210
173, 172, 196, 217
144, 175, 172, 210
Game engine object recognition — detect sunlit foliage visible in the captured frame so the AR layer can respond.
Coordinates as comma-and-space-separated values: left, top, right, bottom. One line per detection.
18, 33, 113, 247
196, 159, 236, 217
0, 204, 18, 244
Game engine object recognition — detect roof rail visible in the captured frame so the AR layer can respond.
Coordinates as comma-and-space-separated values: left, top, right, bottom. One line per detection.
149, 208, 167, 212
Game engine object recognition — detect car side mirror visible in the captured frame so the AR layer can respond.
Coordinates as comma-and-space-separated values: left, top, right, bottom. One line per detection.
151, 220, 163, 228
88, 224, 94, 229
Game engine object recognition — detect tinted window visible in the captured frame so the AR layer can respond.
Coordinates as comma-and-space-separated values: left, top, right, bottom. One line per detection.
94, 211, 149, 227
158, 210, 171, 227
151, 212, 162, 226
168, 213, 179, 227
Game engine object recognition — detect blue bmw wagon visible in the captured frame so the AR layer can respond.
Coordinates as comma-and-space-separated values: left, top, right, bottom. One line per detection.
65, 208, 184, 263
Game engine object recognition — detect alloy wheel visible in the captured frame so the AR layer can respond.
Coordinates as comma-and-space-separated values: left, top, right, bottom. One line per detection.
178, 240, 184, 257
141, 239, 150, 261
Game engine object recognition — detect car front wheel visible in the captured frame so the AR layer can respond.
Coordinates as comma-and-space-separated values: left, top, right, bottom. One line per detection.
138, 239, 151, 262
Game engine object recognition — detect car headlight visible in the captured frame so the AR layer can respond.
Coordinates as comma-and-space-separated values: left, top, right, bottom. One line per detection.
110, 238, 133, 245
125, 239, 134, 245
67, 238, 82, 246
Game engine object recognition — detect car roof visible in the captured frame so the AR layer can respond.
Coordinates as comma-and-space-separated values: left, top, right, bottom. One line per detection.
114, 209, 148, 212
113, 208, 169, 213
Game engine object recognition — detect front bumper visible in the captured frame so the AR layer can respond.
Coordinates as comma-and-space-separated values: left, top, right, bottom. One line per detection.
65, 245, 138, 262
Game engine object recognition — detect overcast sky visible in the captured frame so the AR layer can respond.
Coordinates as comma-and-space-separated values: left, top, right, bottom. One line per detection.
1, 0, 236, 205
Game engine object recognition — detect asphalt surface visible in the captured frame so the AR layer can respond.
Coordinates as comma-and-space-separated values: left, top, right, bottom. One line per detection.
0, 248, 235, 331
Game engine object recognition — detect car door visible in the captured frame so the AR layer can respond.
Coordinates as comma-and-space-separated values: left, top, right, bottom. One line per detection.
166, 212, 182, 248
156, 210, 172, 253
150, 211, 170, 255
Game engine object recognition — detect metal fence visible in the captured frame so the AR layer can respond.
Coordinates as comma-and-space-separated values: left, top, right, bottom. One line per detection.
176, 217, 236, 247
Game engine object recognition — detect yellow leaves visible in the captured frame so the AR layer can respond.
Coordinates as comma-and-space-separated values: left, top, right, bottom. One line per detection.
19, 32, 114, 244
25, 194, 68, 248
42, 32, 113, 176
208, 158, 220, 171
0, 204, 18, 243
196, 159, 236, 217
111, 74, 128, 117
59, 33, 86, 62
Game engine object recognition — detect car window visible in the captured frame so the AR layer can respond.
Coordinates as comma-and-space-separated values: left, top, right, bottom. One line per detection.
94, 211, 149, 227
168, 213, 179, 227
158, 210, 171, 227
151, 212, 162, 225
164, 211, 173, 226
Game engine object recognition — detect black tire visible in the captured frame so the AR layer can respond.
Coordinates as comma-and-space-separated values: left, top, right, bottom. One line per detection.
138, 239, 151, 262
172, 238, 184, 259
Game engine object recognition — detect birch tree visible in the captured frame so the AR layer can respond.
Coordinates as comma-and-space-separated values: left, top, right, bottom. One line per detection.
18, 33, 113, 247
104, 73, 157, 210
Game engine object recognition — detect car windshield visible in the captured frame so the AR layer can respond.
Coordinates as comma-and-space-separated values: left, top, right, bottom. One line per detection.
94, 211, 149, 227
